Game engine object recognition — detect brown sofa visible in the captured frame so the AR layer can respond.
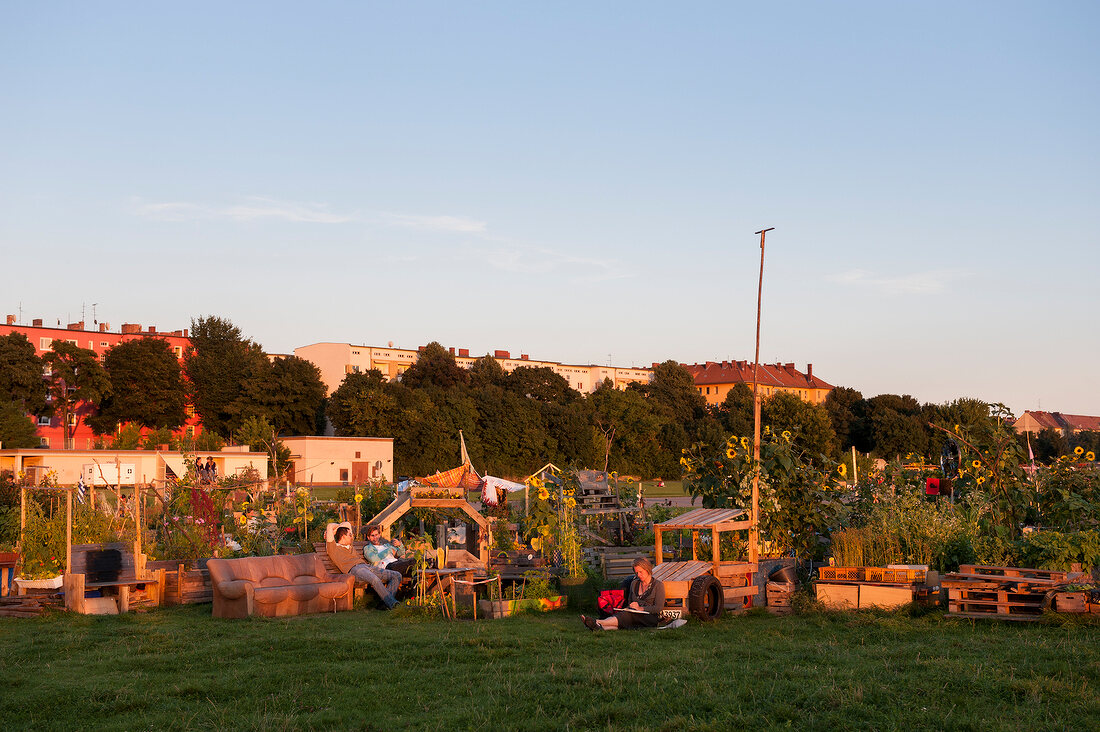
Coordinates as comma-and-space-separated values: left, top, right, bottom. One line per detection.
207, 553, 355, 619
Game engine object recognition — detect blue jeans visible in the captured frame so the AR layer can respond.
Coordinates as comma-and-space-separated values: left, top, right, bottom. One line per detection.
349, 564, 400, 608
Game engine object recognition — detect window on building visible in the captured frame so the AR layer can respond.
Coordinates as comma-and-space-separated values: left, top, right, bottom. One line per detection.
38, 415, 51, 426
39, 436, 50, 447
355, 451, 361, 458
67, 413, 77, 426
101, 341, 109, 348
40, 338, 51, 349
705, 387, 710, 395
339, 469, 349, 483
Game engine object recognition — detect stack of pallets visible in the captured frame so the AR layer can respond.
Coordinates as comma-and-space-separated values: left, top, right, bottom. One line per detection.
943, 564, 1089, 621
0, 587, 64, 618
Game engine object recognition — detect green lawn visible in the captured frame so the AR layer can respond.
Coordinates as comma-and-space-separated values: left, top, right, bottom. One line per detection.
2, 605, 1097, 730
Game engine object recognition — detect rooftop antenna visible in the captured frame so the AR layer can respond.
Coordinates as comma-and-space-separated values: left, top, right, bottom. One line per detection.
92, 303, 98, 325
17, 302, 22, 324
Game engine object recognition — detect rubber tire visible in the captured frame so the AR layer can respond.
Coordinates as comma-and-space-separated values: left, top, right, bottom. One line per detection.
687, 574, 724, 621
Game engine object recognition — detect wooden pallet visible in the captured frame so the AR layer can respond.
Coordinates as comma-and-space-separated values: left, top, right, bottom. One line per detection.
942, 565, 1088, 621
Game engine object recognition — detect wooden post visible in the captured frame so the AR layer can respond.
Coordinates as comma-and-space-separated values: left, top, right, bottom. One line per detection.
750, 227, 773, 565
851, 446, 858, 486
19, 487, 25, 548
66, 488, 72, 573
691, 530, 698, 561
711, 527, 720, 566
654, 525, 663, 565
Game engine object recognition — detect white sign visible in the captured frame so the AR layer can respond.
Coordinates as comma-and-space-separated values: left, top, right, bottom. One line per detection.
83, 463, 136, 486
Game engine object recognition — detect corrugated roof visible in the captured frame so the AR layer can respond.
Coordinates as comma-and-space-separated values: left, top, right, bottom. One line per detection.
1017, 411, 1100, 431
682, 360, 832, 390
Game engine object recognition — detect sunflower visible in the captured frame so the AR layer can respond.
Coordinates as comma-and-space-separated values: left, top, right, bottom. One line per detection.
976, 476, 985, 484
782, 430, 792, 442
537, 487, 549, 501
238, 514, 247, 526
725, 447, 737, 459
679, 457, 690, 467
741, 437, 750, 450
354, 493, 364, 503
837, 464, 847, 477
1088, 451, 1096, 462
1074, 446, 1085, 456
971, 460, 981, 469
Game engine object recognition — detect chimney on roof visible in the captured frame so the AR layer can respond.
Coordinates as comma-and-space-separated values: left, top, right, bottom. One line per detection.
449, 347, 455, 355
722, 360, 728, 368
147, 326, 157, 334
68, 321, 84, 331
417, 346, 425, 352
121, 323, 141, 334
458, 348, 469, 357
32, 318, 43, 327
99, 323, 108, 332
494, 350, 510, 359
785, 362, 795, 371
183, 329, 188, 338
807, 363, 813, 379
520, 354, 529, 360
5, 314, 14, 325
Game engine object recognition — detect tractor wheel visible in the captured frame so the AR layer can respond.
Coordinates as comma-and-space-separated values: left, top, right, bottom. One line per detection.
687, 574, 724, 621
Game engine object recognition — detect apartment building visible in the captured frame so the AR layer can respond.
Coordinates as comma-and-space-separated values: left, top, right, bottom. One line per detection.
293, 342, 655, 396
0, 316, 196, 449
684, 360, 833, 407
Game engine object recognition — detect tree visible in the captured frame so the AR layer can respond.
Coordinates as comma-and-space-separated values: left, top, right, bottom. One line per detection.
43, 341, 111, 449
506, 366, 577, 404
327, 370, 403, 439
645, 360, 708, 425
468, 355, 508, 389
824, 386, 871, 453
590, 380, 662, 476
0, 333, 50, 416
714, 383, 755, 438
88, 337, 186, 434
184, 316, 267, 437
400, 342, 468, 390
762, 391, 837, 459
235, 355, 327, 436
866, 394, 927, 459
0, 400, 40, 449
233, 415, 291, 484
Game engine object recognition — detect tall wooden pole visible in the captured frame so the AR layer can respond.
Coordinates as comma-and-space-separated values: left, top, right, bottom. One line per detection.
66, 488, 72, 573
750, 227, 773, 564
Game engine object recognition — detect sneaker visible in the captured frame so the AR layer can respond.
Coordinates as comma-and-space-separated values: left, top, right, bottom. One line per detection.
581, 615, 599, 631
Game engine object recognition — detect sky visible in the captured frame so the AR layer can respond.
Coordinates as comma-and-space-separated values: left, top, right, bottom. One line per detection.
2, 2, 1098, 416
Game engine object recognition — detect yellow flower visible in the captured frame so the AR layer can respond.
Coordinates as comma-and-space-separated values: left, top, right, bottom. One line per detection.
954, 424, 960, 433
976, 476, 985, 485
837, 464, 847, 477
354, 493, 364, 503
238, 514, 247, 526
781, 430, 792, 442
1074, 446, 1084, 456
537, 487, 549, 501
971, 460, 981, 469
725, 448, 737, 459
741, 437, 750, 450
1087, 451, 1096, 462
679, 457, 690, 467
566, 497, 576, 509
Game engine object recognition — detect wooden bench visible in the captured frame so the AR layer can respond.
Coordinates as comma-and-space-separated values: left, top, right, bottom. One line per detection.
64, 542, 161, 614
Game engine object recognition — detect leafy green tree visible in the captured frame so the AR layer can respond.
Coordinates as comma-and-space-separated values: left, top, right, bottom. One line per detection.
714, 383, 755, 438
327, 370, 403, 439
400, 342, 468, 390
235, 355, 326, 435
590, 380, 662, 476
506, 366, 577, 404
468, 355, 508, 389
233, 415, 291, 483
88, 337, 186, 434
0, 333, 50, 416
762, 391, 836, 459
471, 384, 547, 476
824, 386, 871, 453
43, 341, 111, 449
866, 394, 928, 459
184, 316, 267, 438
0, 400, 40, 448
645, 360, 708, 424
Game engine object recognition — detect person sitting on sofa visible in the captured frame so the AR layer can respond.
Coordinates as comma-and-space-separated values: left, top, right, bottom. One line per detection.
326, 526, 400, 609
363, 524, 418, 579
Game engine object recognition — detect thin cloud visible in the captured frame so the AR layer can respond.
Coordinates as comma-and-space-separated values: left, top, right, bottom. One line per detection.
372, 212, 487, 234
474, 243, 634, 284
828, 268, 965, 295
131, 196, 353, 224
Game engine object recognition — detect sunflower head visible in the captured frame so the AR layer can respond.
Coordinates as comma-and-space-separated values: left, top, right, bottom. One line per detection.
971, 460, 981, 469
976, 476, 985, 484
1088, 451, 1096, 462
837, 464, 847, 477
781, 430, 792, 442
725, 447, 737, 459
1074, 446, 1085, 456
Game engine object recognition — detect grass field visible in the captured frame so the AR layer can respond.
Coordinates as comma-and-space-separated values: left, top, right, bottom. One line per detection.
2, 604, 1097, 731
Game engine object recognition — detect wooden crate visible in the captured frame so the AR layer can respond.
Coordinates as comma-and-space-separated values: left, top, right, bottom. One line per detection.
766, 580, 795, 609
1054, 592, 1087, 613
865, 567, 927, 585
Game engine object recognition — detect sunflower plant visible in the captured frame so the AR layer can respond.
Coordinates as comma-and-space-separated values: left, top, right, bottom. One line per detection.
523, 469, 584, 577
680, 430, 845, 559
1036, 449, 1100, 531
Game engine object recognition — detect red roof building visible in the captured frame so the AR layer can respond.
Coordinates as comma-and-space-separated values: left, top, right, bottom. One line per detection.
0, 316, 198, 449
682, 360, 833, 407
1013, 410, 1100, 435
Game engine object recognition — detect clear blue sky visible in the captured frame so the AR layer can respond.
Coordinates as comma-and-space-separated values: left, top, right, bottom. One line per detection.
3, 2, 1098, 415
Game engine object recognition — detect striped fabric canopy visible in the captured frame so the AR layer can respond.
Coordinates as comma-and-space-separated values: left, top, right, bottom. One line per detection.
417, 461, 482, 490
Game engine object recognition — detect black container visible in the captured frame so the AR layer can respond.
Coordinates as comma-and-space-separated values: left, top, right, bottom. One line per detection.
768, 564, 799, 584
